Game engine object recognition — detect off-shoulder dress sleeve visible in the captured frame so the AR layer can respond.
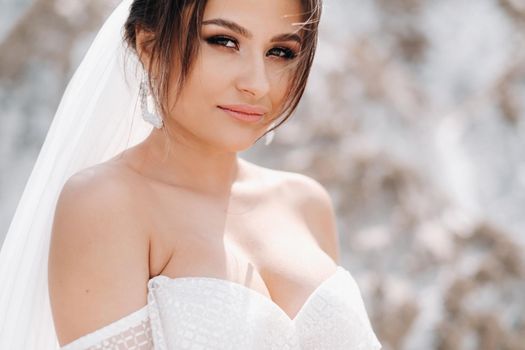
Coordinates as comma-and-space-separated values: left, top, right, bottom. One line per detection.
59, 305, 153, 350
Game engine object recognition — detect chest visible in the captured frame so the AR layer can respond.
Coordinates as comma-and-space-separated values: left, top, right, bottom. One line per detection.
146, 189, 336, 321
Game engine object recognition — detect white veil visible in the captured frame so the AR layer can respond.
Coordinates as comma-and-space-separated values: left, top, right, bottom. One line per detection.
0, 1, 152, 348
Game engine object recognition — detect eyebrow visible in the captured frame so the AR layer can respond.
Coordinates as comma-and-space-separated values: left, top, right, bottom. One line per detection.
202, 18, 303, 45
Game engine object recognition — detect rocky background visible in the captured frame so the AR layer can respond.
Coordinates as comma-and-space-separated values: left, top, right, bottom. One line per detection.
1, 0, 524, 349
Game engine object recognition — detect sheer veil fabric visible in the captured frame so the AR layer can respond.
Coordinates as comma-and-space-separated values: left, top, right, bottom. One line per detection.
0, 1, 153, 348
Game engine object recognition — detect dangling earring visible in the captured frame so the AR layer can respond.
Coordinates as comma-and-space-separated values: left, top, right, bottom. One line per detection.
265, 122, 276, 146
140, 74, 164, 129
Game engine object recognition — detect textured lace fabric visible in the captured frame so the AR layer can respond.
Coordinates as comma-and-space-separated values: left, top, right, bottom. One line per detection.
60, 306, 153, 350
60, 265, 382, 350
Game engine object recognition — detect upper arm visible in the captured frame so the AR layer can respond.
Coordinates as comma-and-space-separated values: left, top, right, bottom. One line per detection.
287, 173, 342, 265
48, 168, 151, 347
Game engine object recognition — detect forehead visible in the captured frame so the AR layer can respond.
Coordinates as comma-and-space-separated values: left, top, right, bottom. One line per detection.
203, 0, 304, 33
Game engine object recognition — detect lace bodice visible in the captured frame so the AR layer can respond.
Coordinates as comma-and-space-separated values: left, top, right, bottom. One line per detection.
60, 265, 382, 349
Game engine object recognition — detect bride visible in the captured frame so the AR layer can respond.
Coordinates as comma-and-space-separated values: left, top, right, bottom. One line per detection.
0, 0, 382, 349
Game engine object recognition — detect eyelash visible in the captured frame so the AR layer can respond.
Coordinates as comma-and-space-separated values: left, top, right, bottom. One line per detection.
205, 35, 298, 60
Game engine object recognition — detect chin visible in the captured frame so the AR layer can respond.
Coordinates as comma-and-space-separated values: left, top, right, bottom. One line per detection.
199, 118, 264, 152
222, 140, 257, 153
214, 133, 260, 153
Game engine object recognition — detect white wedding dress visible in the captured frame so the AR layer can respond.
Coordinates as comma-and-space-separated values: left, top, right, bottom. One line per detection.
60, 265, 382, 350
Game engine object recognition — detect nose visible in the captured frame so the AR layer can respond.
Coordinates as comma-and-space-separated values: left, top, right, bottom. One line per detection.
236, 53, 271, 99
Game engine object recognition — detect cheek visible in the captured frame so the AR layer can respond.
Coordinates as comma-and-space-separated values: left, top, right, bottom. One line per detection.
198, 46, 235, 81
269, 72, 294, 114
189, 50, 234, 103
168, 54, 223, 112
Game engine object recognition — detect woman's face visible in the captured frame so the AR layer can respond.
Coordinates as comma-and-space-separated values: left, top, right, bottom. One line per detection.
166, 0, 304, 152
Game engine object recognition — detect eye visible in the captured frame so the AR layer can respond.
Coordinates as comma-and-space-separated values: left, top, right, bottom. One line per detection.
205, 35, 239, 50
267, 47, 297, 60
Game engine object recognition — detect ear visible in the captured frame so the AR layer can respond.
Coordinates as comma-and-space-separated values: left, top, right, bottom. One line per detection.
135, 26, 157, 75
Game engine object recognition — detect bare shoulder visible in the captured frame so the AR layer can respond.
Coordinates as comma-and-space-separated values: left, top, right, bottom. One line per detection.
252, 163, 341, 264
275, 170, 332, 209
256, 164, 333, 213
56, 162, 139, 207
52, 162, 149, 235
48, 162, 151, 346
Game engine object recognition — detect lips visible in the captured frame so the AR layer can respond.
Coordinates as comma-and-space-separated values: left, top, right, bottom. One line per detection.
218, 106, 264, 122
218, 104, 269, 116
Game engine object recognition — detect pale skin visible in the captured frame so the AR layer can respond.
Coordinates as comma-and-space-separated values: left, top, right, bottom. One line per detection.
48, 0, 341, 346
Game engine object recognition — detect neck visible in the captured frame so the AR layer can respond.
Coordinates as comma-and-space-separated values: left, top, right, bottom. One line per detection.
137, 126, 243, 197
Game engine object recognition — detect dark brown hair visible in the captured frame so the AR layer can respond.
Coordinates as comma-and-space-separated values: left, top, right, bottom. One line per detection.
123, 0, 322, 142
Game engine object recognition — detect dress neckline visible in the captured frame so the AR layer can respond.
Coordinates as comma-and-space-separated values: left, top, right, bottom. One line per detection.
148, 265, 348, 323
